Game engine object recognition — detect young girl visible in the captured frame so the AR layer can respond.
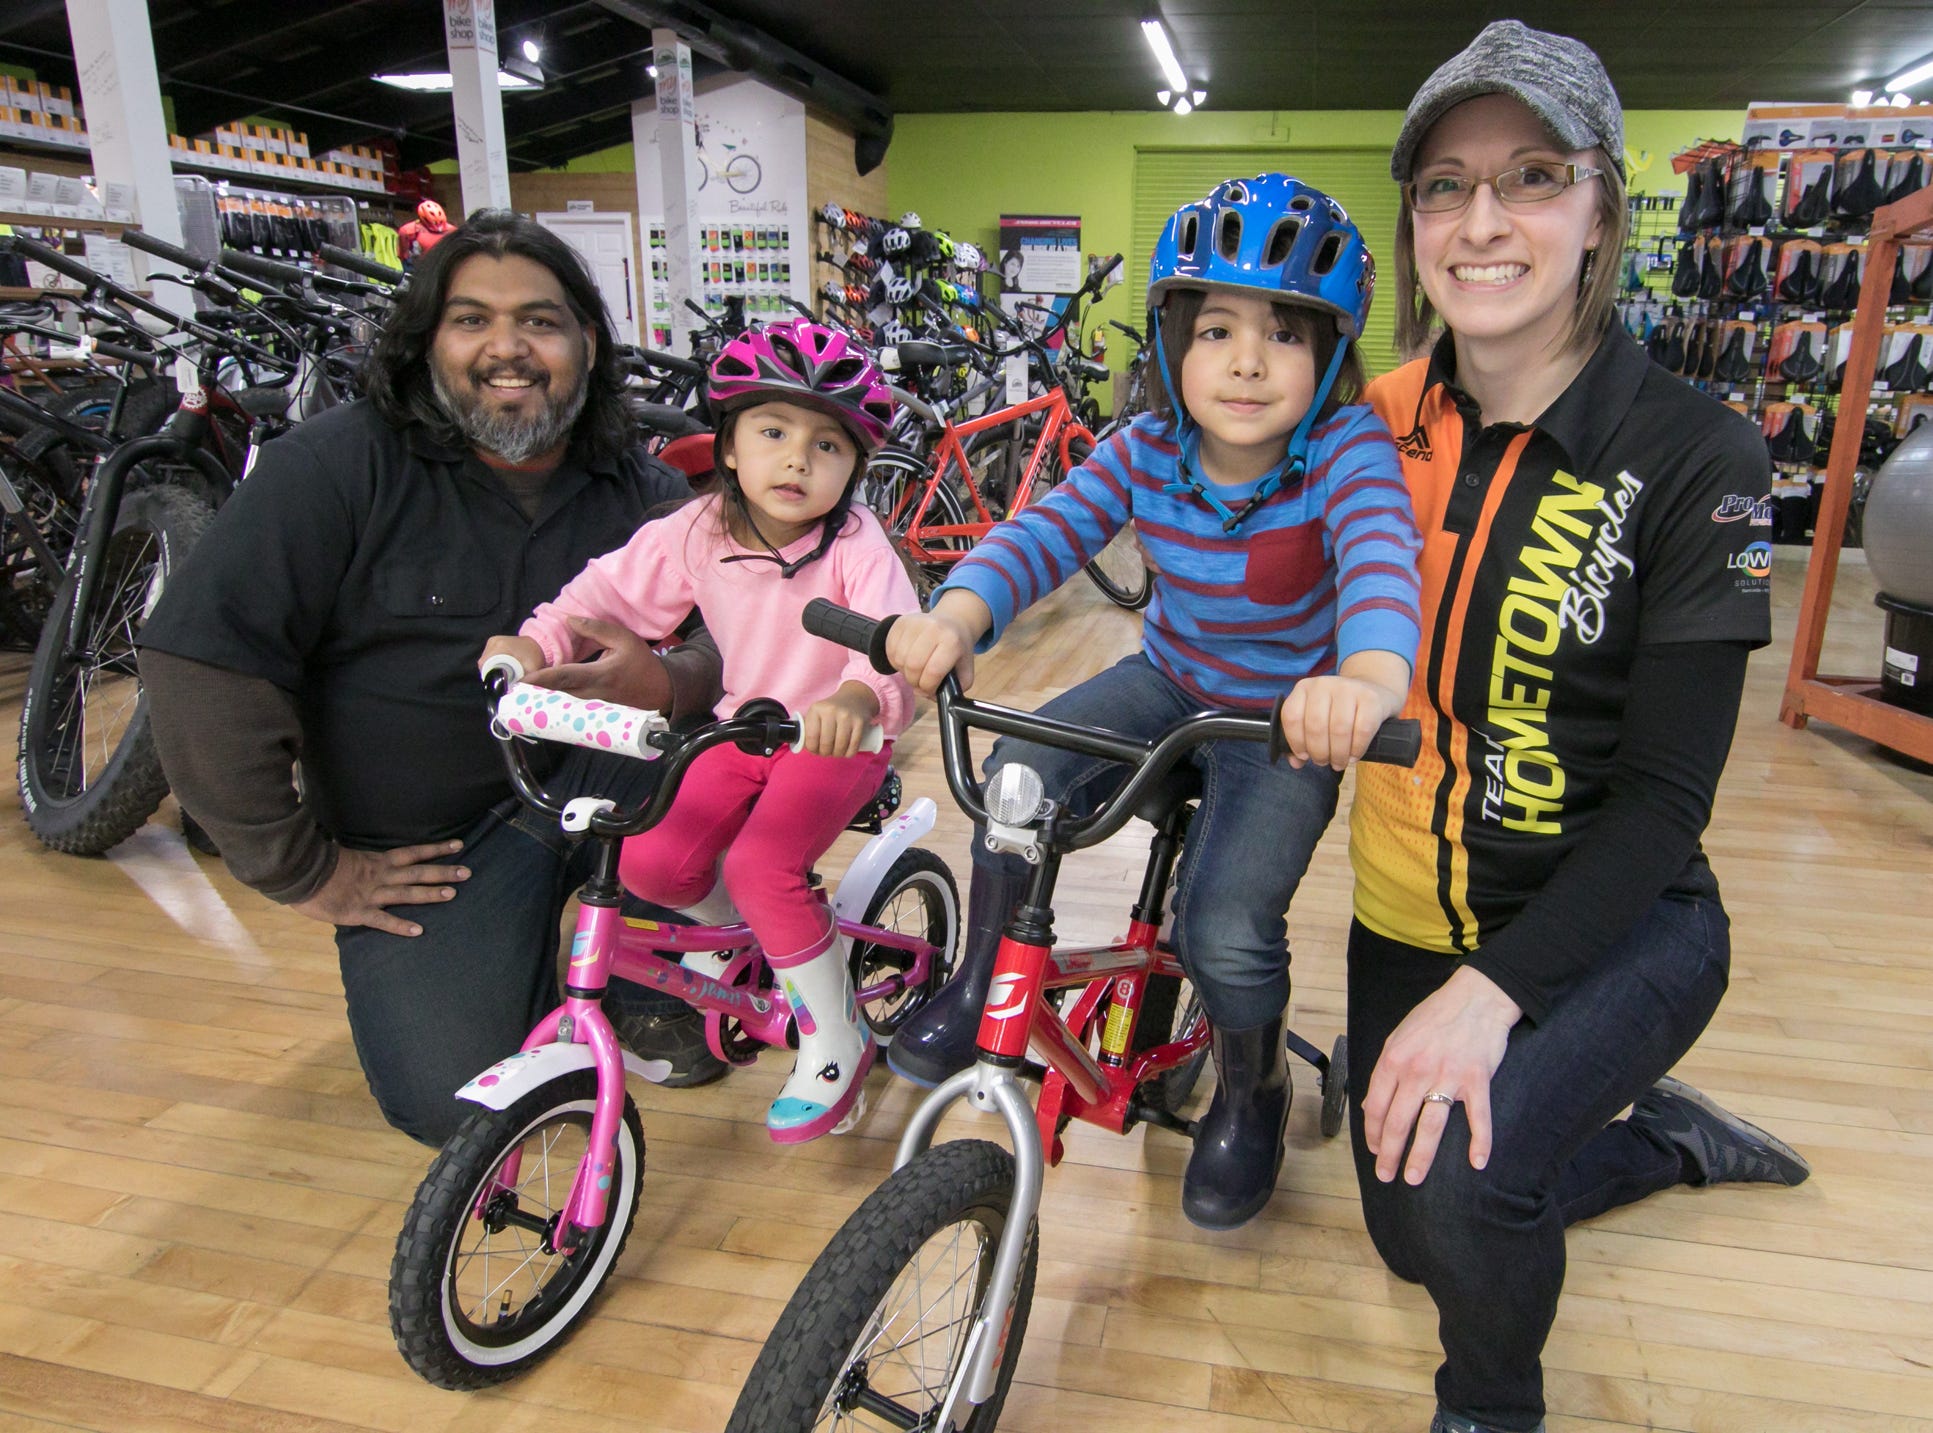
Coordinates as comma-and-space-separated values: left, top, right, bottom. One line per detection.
485, 319, 918, 1143
885, 174, 1424, 1230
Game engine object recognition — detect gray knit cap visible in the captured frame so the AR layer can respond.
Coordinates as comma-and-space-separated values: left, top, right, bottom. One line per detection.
1390, 19, 1624, 183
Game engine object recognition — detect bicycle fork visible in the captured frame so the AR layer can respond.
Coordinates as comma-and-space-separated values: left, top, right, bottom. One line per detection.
891, 928, 1056, 1422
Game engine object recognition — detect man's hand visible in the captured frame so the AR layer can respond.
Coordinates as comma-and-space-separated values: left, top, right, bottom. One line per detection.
1360, 964, 1523, 1185
884, 591, 993, 697
480, 634, 544, 678
528, 615, 673, 711
801, 681, 881, 758
290, 841, 471, 937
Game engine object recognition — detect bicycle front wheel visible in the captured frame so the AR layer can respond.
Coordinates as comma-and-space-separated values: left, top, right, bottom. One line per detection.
389, 1071, 644, 1389
18, 483, 214, 853
727, 1139, 1035, 1432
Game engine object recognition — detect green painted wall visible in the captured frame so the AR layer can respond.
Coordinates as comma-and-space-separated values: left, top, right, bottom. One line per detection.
506, 105, 1745, 359
884, 108, 1744, 348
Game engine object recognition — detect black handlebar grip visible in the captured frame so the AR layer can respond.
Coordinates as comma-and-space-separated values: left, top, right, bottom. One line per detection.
90, 339, 159, 369
1266, 703, 1423, 769
802, 598, 899, 676
221, 248, 309, 287
4, 232, 107, 289
1087, 254, 1124, 292
1362, 718, 1423, 767
319, 243, 402, 284
120, 227, 204, 272
635, 346, 706, 380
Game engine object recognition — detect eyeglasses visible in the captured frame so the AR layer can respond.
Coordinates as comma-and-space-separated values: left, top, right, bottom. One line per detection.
1406, 163, 1605, 214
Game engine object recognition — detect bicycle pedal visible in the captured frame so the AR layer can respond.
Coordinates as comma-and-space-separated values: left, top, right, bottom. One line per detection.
832, 1086, 869, 1135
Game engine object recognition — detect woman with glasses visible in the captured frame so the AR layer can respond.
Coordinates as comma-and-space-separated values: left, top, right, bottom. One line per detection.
1344, 22, 1810, 1433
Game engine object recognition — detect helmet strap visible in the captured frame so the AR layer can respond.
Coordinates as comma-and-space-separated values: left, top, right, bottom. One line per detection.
1159, 333, 1351, 533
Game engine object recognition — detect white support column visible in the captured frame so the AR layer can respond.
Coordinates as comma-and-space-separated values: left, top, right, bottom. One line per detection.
65, 0, 194, 324
445, 0, 511, 216
640, 28, 703, 357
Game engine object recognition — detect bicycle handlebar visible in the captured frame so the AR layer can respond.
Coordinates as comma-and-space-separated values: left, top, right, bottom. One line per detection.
119, 227, 202, 273
319, 243, 402, 285
801, 599, 1421, 853
1, 233, 183, 328
483, 662, 882, 839
220, 247, 310, 288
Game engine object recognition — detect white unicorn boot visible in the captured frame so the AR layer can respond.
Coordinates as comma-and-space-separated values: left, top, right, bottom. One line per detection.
767, 935, 875, 1143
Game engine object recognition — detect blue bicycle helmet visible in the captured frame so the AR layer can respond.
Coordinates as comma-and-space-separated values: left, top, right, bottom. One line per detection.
1146, 173, 1376, 530
1149, 173, 1374, 338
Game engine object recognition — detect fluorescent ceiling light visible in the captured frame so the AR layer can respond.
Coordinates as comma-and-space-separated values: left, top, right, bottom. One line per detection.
1894, 92, 1913, 107
1885, 54, 1933, 92
1141, 17, 1188, 95
1173, 96, 1193, 115
373, 70, 538, 91
1852, 88, 1874, 107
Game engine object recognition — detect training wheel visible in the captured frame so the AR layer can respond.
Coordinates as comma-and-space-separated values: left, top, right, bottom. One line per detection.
1320, 1035, 1348, 1139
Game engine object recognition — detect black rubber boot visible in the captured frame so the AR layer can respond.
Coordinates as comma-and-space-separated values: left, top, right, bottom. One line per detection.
1182, 1016, 1291, 1231
885, 859, 1026, 1087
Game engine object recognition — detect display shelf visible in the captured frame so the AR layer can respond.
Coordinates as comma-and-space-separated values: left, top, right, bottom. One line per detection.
0, 208, 128, 235
1781, 180, 1933, 763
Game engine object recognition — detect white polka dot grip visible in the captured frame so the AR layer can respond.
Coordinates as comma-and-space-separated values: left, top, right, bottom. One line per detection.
494, 683, 669, 761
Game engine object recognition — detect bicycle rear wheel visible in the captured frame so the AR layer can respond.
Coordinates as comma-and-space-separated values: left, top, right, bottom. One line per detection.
1084, 528, 1154, 611
851, 847, 960, 1044
1135, 973, 1210, 1114
18, 483, 214, 853
726, 1139, 1034, 1432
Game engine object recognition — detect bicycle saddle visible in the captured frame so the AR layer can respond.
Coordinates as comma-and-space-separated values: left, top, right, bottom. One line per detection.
234, 385, 293, 419
894, 340, 973, 369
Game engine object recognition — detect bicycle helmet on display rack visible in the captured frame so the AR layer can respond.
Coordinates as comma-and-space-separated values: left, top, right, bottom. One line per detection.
898, 211, 924, 230
879, 227, 913, 255
1145, 172, 1377, 530
705, 318, 896, 576
953, 241, 984, 272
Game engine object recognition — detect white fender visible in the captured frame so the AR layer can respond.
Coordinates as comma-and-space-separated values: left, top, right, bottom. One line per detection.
455, 1041, 673, 1110
829, 796, 939, 924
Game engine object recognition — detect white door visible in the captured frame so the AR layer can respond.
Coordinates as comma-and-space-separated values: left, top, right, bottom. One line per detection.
537, 212, 639, 346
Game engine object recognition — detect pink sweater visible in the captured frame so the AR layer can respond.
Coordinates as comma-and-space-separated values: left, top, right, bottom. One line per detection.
522, 496, 919, 736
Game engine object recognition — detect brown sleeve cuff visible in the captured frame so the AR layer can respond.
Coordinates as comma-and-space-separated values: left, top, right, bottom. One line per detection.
140, 649, 339, 904
658, 624, 723, 722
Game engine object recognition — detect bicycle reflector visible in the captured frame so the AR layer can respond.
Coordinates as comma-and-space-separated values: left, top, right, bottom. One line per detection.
984, 763, 1049, 863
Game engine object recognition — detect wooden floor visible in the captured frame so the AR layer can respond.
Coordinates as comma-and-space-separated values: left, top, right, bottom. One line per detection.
1, 546, 1930, 1433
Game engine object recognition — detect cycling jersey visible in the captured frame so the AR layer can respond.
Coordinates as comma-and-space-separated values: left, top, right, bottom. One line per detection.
1351, 329, 1772, 963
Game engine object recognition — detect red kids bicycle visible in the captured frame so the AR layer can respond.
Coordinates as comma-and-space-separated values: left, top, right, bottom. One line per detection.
725, 602, 1419, 1431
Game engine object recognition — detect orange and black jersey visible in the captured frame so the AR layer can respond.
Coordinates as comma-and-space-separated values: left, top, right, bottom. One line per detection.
1350, 329, 1772, 1017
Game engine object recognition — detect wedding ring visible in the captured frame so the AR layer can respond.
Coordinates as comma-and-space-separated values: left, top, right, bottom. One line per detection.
1422, 1091, 1456, 1105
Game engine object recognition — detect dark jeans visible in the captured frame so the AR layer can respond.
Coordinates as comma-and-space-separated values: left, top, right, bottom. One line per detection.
336, 745, 675, 1145
1346, 898, 1731, 1431
975, 653, 1342, 1029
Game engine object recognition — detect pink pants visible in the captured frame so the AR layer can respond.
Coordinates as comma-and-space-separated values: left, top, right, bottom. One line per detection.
619, 742, 892, 964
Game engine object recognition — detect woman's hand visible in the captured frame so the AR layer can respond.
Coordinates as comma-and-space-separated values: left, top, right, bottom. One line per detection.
884, 591, 994, 696
480, 634, 544, 678
1360, 965, 1523, 1184
801, 681, 880, 758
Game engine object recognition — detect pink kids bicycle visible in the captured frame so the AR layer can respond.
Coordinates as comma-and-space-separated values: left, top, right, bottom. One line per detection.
387, 654, 959, 1389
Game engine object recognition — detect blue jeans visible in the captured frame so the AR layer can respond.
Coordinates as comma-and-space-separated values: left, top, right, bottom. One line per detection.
336, 745, 676, 1145
1346, 897, 1731, 1431
975, 653, 1342, 1029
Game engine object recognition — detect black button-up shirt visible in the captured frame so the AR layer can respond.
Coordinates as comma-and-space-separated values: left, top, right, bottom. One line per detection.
141, 399, 691, 847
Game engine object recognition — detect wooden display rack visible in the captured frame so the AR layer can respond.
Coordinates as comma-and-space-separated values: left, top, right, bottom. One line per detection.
1780, 182, 1933, 759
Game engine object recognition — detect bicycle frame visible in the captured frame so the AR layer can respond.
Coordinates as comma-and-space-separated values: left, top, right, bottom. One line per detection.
888, 385, 1094, 568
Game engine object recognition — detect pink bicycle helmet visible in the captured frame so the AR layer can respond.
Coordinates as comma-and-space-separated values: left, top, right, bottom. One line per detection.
706, 317, 894, 450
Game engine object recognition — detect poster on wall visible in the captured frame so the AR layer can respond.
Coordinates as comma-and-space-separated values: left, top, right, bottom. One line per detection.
998, 214, 1082, 294
632, 73, 809, 345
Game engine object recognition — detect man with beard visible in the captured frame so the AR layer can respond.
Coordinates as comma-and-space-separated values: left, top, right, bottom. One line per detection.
139, 210, 727, 1145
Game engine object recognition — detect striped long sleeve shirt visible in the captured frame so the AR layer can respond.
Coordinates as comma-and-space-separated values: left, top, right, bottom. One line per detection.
937, 408, 1423, 710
